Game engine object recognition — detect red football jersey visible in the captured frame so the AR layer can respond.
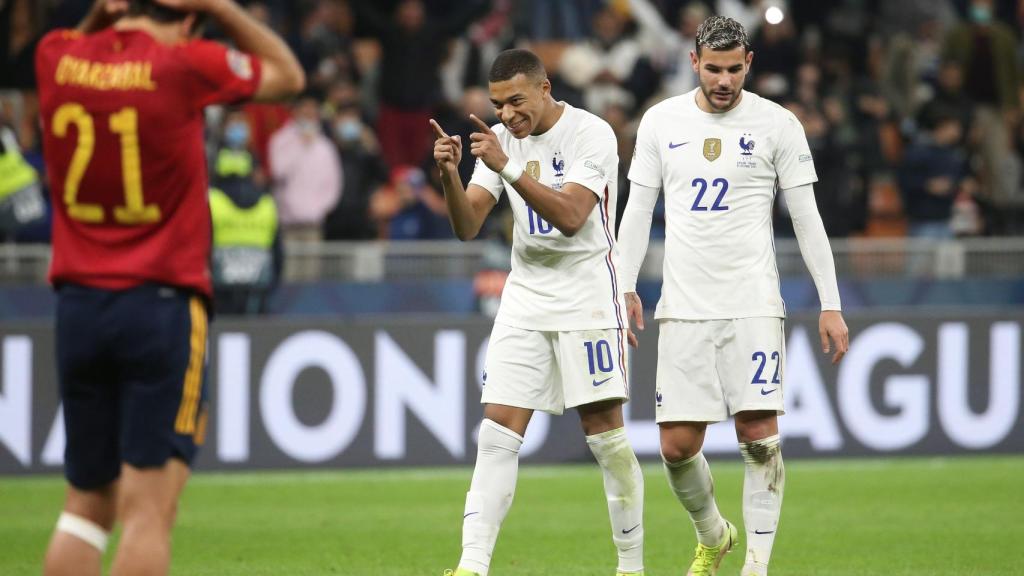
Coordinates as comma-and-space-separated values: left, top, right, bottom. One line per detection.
36, 28, 262, 297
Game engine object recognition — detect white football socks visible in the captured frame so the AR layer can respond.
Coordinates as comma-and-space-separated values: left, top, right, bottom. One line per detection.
586, 427, 645, 574
663, 451, 726, 546
458, 419, 523, 576
739, 434, 784, 574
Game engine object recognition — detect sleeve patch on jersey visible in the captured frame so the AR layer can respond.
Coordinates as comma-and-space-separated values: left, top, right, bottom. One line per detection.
798, 153, 812, 163
584, 160, 607, 178
226, 49, 254, 80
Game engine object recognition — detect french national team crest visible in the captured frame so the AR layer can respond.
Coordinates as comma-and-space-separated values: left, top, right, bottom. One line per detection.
552, 151, 565, 177
737, 133, 757, 168
525, 160, 541, 180
703, 138, 721, 162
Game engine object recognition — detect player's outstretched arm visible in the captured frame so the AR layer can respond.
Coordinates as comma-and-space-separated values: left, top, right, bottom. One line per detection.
617, 180, 659, 348
156, 0, 304, 100
431, 119, 496, 241
467, 114, 595, 236
783, 183, 849, 363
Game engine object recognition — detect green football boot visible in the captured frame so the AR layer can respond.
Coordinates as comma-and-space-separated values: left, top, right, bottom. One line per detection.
686, 519, 738, 576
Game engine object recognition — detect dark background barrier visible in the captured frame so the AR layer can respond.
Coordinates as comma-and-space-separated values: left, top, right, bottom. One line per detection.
1, 311, 1021, 475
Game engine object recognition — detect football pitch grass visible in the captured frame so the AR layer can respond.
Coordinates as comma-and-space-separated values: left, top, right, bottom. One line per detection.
1, 456, 1020, 575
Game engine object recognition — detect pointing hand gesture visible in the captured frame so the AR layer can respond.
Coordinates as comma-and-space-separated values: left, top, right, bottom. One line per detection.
468, 114, 509, 174
430, 119, 462, 175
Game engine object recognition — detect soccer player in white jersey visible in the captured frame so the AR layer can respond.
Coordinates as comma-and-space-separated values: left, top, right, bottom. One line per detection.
430, 48, 645, 576
616, 16, 850, 576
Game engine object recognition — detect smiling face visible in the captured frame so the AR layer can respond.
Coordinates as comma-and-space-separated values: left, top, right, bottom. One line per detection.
692, 45, 753, 113
488, 72, 553, 138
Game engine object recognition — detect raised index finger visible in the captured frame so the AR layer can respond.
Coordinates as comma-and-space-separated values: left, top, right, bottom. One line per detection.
429, 119, 449, 139
469, 114, 493, 135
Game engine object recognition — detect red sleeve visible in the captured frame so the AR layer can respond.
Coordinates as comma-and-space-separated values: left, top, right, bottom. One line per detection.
179, 40, 262, 109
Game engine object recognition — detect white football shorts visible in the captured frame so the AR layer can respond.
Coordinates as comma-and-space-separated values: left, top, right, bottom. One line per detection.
481, 322, 630, 415
655, 317, 786, 423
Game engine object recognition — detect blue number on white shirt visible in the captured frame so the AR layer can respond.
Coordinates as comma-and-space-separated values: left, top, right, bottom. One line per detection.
584, 339, 614, 374
527, 205, 553, 234
690, 177, 730, 211
751, 350, 782, 384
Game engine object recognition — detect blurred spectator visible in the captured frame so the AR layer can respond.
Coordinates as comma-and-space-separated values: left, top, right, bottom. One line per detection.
369, 165, 450, 240
779, 99, 865, 237
559, 5, 658, 113
473, 240, 511, 317
323, 82, 390, 240
749, 15, 800, 100
918, 60, 974, 142
298, 0, 360, 92
942, 0, 1020, 204
717, 0, 764, 37
898, 110, 968, 238
0, 0, 47, 89
353, 0, 491, 169
0, 122, 45, 240
269, 95, 342, 279
628, 0, 710, 97
440, 0, 514, 103
209, 115, 283, 315
518, 0, 602, 41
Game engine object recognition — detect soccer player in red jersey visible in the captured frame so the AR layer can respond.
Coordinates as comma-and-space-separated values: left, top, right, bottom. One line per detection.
35, 1, 303, 574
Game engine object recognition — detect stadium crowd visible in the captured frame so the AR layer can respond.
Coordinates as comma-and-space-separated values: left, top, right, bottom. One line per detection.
4, 0, 1024, 249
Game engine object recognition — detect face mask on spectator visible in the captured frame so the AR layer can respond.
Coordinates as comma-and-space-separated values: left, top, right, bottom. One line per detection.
224, 122, 250, 148
296, 119, 319, 136
335, 118, 362, 142
970, 5, 992, 23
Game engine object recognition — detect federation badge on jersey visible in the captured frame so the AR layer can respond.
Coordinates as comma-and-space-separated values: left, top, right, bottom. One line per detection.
226, 49, 253, 80
526, 160, 541, 180
552, 151, 565, 177
703, 138, 721, 162
737, 133, 757, 168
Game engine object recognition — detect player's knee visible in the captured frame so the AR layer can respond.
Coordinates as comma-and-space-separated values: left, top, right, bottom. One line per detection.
660, 436, 700, 464
735, 412, 777, 444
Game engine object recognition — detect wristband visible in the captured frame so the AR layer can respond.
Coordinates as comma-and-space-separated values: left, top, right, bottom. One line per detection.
499, 160, 523, 183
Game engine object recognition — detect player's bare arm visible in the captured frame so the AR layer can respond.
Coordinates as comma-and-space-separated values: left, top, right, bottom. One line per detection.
431, 119, 497, 241
468, 114, 597, 237
155, 0, 304, 100
78, 0, 130, 33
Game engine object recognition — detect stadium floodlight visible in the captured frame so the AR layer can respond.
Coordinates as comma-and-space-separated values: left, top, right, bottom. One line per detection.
765, 5, 785, 25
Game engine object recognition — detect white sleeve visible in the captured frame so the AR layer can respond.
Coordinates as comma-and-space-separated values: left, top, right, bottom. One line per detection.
627, 108, 662, 189
616, 181, 660, 293
784, 183, 841, 311
564, 119, 617, 198
774, 110, 818, 190
468, 155, 505, 201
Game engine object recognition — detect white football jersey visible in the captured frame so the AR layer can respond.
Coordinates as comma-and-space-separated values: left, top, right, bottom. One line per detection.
628, 89, 818, 320
469, 103, 626, 331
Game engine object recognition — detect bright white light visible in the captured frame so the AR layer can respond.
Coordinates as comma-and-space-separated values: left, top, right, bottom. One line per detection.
765, 6, 784, 24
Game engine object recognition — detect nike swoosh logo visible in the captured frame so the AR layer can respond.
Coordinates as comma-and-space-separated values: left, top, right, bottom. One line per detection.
622, 523, 641, 534
592, 376, 613, 387
668, 141, 689, 149
463, 512, 479, 519
760, 388, 778, 396
754, 529, 775, 534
